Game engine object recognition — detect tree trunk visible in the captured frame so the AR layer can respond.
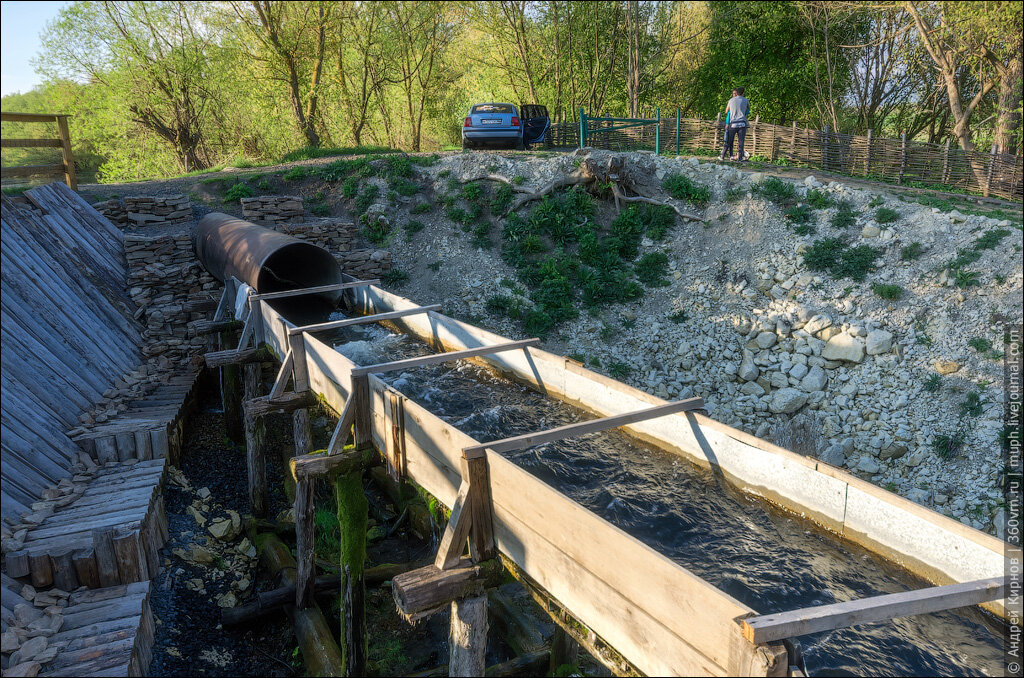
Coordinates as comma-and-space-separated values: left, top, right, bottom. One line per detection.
994, 54, 1022, 154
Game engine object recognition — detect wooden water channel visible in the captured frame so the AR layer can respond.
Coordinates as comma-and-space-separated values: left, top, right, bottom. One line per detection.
209, 275, 1008, 677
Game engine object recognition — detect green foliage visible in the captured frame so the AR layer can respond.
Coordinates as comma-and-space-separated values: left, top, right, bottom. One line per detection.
281, 145, 394, 163
932, 431, 965, 459
961, 391, 983, 417
485, 294, 526, 319
947, 249, 982, 270
805, 188, 832, 209
871, 283, 903, 300
923, 373, 941, 392
868, 196, 885, 208
830, 200, 856, 229
662, 173, 711, 205
489, 184, 514, 213
355, 184, 379, 215
410, 201, 431, 214
390, 177, 419, 196
608, 361, 632, 379
900, 242, 924, 261
223, 182, 255, 203
282, 166, 308, 181
968, 336, 992, 353
724, 187, 746, 202
460, 181, 483, 202
785, 204, 814, 226
382, 154, 413, 178
974, 228, 1011, 250
381, 268, 409, 286
341, 176, 360, 198
802, 238, 881, 281
874, 207, 899, 224
752, 176, 797, 207
403, 219, 424, 236
427, 260, 443, 272
953, 269, 980, 288
668, 310, 688, 323
634, 252, 670, 286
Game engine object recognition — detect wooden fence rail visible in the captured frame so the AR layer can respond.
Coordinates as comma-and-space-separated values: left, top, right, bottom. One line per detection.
1, 111, 77, 190
546, 112, 1023, 201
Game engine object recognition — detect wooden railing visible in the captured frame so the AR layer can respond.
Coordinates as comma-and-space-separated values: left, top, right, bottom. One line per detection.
1, 112, 77, 190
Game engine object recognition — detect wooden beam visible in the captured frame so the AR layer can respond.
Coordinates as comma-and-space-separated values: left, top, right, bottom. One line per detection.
0, 112, 61, 122
287, 305, 442, 336
244, 391, 316, 419
290, 449, 361, 482
250, 280, 380, 302
203, 346, 273, 368
740, 576, 1008, 644
435, 466, 474, 570
188, 318, 243, 337
1, 164, 65, 179
326, 397, 356, 455
243, 362, 267, 518
463, 398, 705, 456
350, 339, 541, 377
450, 594, 488, 676
392, 561, 483, 620
1, 138, 62, 148
268, 350, 294, 399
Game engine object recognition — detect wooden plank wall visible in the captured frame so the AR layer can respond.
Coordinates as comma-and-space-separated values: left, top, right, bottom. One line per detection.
347, 284, 1008, 619
262, 301, 782, 676
1, 183, 141, 523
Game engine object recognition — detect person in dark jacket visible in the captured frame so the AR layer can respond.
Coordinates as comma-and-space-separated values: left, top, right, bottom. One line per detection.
719, 87, 750, 162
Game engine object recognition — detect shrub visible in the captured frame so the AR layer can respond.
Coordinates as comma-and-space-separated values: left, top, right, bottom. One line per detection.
668, 310, 688, 323
410, 201, 431, 214
803, 237, 881, 281
871, 283, 903, 300
805, 188, 832, 209
390, 177, 419, 196
961, 391, 983, 417
953, 269, 980, 288
900, 242, 924, 261
472, 222, 492, 249
608, 361, 632, 379
282, 167, 308, 181
460, 181, 483, 202
427, 260, 443, 272
634, 252, 670, 287
363, 221, 389, 245
794, 223, 816, 236
309, 201, 330, 216
932, 431, 965, 459
968, 336, 992, 353
355, 184, 379, 214
662, 173, 711, 206
868, 195, 884, 208
523, 309, 556, 337
485, 294, 525, 319
974, 228, 1011, 250
948, 249, 982, 270
724, 186, 746, 202
280, 145, 394, 163
222, 182, 254, 203
785, 204, 814, 226
875, 207, 899, 224
830, 200, 856, 229
381, 268, 409, 286
403, 219, 424, 236
383, 154, 413, 178
341, 176, 360, 199
315, 157, 372, 182
923, 373, 941, 392
752, 176, 797, 206
490, 184, 514, 213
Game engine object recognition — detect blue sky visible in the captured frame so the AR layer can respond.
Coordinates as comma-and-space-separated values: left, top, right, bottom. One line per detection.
1, 1, 70, 96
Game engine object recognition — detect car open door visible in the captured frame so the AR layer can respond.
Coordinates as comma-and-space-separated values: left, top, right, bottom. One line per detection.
521, 105, 549, 145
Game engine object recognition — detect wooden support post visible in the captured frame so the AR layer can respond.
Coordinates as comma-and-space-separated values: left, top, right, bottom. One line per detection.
243, 362, 268, 517
220, 329, 243, 445
713, 113, 721, 153
352, 374, 372, 452
335, 468, 368, 676
72, 548, 101, 589
821, 124, 829, 171
294, 475, 316, 609
269, 350, 294, 400
50, 548, 79, 591
898, 131, 907, 184
29, 551, 54, 588
392, 561, 484, 621
865, 129, 873, 175
450, 593, 488, 677
984, 144, 997, 197
752, 115, 760, 158
465, 454, 494, 563
941, 138, 951, 183
92, 527, 120, 587
790, 120, 798, 160
549, 627, 580, 674
385, 390, 407, 482
56, 115, 77, 190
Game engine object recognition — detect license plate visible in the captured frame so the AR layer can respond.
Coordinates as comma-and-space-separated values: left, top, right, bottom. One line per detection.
481, 119, 501, 125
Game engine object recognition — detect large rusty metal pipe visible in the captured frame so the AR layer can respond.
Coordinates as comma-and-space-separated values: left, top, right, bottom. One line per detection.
193, 213, 343, 304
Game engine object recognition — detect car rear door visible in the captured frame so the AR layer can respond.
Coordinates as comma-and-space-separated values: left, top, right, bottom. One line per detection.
522, 105, 549, 144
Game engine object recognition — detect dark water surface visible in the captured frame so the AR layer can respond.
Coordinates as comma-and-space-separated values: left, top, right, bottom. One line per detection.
289, 304, 1005, 677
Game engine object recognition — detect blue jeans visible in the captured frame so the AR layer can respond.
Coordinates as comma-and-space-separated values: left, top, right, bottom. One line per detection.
724, 125, 747, 159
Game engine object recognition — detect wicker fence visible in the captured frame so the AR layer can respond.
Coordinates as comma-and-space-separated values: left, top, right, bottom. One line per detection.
545, 113, 1023, 202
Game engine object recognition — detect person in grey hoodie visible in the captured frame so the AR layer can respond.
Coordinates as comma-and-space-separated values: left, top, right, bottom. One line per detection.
719, 87, 750, 162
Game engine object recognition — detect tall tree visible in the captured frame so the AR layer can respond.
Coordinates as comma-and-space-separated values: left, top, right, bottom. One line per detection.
38, 1, 216, 172
229, 1, 333, 148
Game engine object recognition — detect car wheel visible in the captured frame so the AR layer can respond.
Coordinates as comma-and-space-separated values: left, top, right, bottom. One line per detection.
462, 139, 472, 150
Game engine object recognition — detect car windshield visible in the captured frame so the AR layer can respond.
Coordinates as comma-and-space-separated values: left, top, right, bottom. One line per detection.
471, 104, 514, 114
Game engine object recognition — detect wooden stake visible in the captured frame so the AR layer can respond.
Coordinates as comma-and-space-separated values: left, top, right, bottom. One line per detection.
352, 374, 372, 452
449, 593, 488, 677
335, 470, 368, 676
549, 627, 580, 674
220, 330, 243, 445
294, 476, 315, 609
243, 362, 267, 517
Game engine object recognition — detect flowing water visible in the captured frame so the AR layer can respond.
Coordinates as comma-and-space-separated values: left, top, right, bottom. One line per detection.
290, 304, 1005, 676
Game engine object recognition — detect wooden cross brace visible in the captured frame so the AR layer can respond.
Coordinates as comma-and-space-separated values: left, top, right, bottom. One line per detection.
435, 449, 495, 570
